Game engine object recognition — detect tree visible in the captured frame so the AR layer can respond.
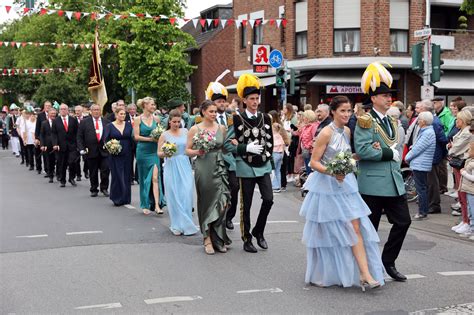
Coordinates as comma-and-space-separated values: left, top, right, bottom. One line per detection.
461, 0, 474, 15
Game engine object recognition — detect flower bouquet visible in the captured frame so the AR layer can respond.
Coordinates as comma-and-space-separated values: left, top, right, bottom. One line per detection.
104, 139, 122, 155
326, 151, 357, 176
150, 124, 165, 141
192, 129, 217, 153
162, 141, 177, 157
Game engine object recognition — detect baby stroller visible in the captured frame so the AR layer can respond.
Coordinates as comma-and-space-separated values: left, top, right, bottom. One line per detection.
401, 165, 418, 202
297, 166, 309, 197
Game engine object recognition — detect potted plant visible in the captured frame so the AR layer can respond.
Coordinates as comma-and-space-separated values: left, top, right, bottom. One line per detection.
457, 16, 468, 33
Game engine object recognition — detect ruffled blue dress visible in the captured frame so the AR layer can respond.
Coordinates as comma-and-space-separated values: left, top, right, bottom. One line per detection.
299, 123, 385, 287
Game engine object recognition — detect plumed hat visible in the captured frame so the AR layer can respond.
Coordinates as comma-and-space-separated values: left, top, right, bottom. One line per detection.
205, 70, 230, 101
361, 61, 397, 96
236, 73, 261, 99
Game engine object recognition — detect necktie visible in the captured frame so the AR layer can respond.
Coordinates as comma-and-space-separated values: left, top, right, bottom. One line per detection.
63, 117, 68, 132
49, 119, 52, 128
382, 117, 392, 137
219, 114, 226, 126
95, 119, 100, 142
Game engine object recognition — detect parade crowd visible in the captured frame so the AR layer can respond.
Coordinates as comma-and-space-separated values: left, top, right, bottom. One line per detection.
1, 63, 473, 291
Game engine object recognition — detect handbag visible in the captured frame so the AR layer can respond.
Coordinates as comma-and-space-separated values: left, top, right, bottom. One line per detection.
449, 156, 465, 169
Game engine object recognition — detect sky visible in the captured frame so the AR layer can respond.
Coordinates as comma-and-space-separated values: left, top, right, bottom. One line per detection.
0, 0, 232, 24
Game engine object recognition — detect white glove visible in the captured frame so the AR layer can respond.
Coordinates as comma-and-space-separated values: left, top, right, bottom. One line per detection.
246, 140, 263, 155
390, 144, 401, 163
80, 150, 86, 155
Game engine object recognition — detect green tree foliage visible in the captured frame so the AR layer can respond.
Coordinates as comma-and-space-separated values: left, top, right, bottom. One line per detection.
461, 0, 474, 15
0, 0, 195, 110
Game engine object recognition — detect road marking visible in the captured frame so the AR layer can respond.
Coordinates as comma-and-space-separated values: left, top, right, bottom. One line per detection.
75, 303, 122, 310
438, 271, 474, 276
144, 296, 203, 305
232, 221, 299, 225
237, 288, 283, 294
66, 231, 103, 236
124, 204, 136, 209
15, 234, 48, 238
386, 274, 426, 281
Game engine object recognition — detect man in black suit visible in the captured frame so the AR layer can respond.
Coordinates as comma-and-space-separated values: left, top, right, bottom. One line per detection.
77, 104, 110, 197
74, 105, 89, 181
40, 107, 57, 183
52, 103, 79, 187
35, 101, 52, 176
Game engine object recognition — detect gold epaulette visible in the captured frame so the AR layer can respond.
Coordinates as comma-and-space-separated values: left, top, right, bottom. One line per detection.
194, 115, 203, 124
357, 114, 373, 129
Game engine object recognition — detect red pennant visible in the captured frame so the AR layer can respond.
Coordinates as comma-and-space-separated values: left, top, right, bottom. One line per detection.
5, 6, 11, 14
68, 43, 73, 48
269, 19, 275, 26
213, 19, 219, 27
90, 12, 96, 20
58, 10, 64, 17
23, 8, 30, 14
136, 13, 144, 18
106, 13, 113, 20
153, 16, 160, 22
56, 43, 62, 48
227, 19, 234, 25
11, 42, 16, 47
74, 12, 81, 20
40, 8, 48, 15
200, 19, 206, 28
282, 19, 288, 28
0, 42, 3, 47
242, 20, 248, 27
169, 17, 176, 25
80, 44, 85, 49
113, 44, 117, 49
21, 42, 27, 47
120, 14, 128, 19
255, 19, 262, 26
34, 42, 39, 47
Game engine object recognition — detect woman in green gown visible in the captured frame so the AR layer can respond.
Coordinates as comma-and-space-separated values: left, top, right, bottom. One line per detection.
133, 97, 165, 215
186, 101, 231, 255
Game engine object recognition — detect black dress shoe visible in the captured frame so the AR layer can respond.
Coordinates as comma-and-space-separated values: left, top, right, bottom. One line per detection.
91, 192, 98, 197
101, 190, 110, 197
29, 167, 34, 171
69, 179, 77, 187
44, 174, 50, 178
37, 170, 41, 174
76, 177, 81, 182
60, 182, 66, 187
85, 173, 89, 179
243, 241, 258, 253
254, 235, 268, 250
428, 209, 441, 214
385, 265, 407, 282
48, 178, 54, 183
226, 220, 234, 230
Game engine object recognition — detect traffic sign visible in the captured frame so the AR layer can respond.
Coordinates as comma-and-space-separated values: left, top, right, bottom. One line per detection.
421, 85, 434, 100
269, 49, 283, 68
414, 28, 431, 38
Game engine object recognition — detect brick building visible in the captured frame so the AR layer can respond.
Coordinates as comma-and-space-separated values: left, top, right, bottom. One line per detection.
228, 0, 474, 111
183, 4, 236, 107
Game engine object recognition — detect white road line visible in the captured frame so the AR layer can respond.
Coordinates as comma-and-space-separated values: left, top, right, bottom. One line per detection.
124, 204, 136, 209
75, 303, 122, 310
15, 234, 48, 238
144, 296, 203, 305
232, 221, 299, 225
438, 271, 474, 276
237, 288, 283, 294
386, 274, 426, 281
66, 231, 103, 236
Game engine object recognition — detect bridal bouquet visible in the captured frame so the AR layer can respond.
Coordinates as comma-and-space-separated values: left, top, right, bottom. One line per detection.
150, 124, 165, 141
326, 151, 357, 176
162, 141, 177, 157
104, 139, 122, 155
192, 129, 217, 153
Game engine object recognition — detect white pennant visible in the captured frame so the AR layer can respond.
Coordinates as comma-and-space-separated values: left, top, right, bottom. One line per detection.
129, 13, 136, 18
82, 12, 90, 18
39, 42, 45, 46
85, 44, 91, 49
145, 12, 152, 18
12, 6, 21, 13
114, 14, 122, 20
24, 69, 28, 74
249, 19, 255, 29
15, 42, 21, 48
220, 19, 227, 29
47, 9, 56, 15
276, 19, 282, 28
65, 11, 73, 20
4, 42, 9, 47
108, 44, 112, 49
262, 19, 269, 25
235, 21, 241, 29
192, 19, 198, 28
28, 41, 33, 45
97, 13, 106, 20
73, 44, 78, 49
206, 19, 212, 27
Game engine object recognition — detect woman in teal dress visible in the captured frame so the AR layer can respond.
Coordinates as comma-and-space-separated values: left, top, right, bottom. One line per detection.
133, 97, 165, 215
186, 101, 231, 255
158, 109, 198, 236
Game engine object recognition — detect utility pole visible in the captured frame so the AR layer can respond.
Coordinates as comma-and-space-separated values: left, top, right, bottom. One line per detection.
423, 0, 431, 86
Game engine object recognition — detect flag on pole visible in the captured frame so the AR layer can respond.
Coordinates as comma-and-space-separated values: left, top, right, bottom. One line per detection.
88, 28, 107, 111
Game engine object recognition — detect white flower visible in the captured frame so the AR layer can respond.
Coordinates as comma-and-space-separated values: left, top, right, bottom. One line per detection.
350, 158, 356, 167
336, 152, 345, 159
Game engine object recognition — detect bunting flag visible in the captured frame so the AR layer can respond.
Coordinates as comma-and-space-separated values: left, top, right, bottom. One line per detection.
0, 5, 288, 29
0, 41, 118, 49
88, 28, 108, 110
2, 68, 79, 76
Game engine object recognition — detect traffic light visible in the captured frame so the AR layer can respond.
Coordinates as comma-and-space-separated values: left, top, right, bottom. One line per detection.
289, 68, 300, 95
411, 43, 423, 73
431, 43, 444, 83
276, 68, 286, 87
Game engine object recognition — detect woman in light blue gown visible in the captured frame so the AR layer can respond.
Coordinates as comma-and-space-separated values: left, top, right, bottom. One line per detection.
158, 110, 198, 236
300, 95, 384, 291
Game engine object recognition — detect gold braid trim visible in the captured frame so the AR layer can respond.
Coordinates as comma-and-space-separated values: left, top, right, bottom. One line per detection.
374, 118, 399, 147
357, 114, 373, 129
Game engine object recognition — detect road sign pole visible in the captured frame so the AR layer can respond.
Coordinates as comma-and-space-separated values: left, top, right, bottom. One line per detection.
423, 32, 431, 86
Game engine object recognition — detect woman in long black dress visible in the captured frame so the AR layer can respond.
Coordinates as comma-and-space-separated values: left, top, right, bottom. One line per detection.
104, 108, 133, 206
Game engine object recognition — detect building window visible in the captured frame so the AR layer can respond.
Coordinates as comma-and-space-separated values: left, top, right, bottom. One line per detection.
253, 19, 263, 45
296, 31, 307, 56
334, 29, 360, 53
240, 24, 247, 49
390, 30, 408, 53
201, 10, 218, 33
334, 0, 360, 53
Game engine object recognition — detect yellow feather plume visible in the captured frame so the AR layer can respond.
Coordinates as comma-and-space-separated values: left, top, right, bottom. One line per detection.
236, 74, 260, 99
205, 82, 228, 100
361, 61, 393, 94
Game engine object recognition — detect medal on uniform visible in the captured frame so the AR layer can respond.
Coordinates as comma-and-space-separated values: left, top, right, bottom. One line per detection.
264, 124, 270, 130
238, 125, 243, 131
260, 130, 266, 137
252, 127, 259, 138
244, 129, 250, 137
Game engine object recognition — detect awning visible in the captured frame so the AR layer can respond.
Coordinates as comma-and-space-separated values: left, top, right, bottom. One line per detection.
434, 71, 474, 91
226, 76, 275, 93
309, 71, 400, 84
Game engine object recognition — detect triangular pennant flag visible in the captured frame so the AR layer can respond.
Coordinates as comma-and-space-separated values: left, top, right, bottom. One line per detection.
80, 44, 85, 49
97, 13, 105, 20
282, 19, 288, 28
227, 19, 234, 25
145, 12, 152, 18
255, 19, 262, 26
213, 19, 219, 27
200, 19, 206, 28
262, 19, 269, 25
90, 12, 96, 20
21, 42, 27, 47
106, 13, 113, 20
235, 21, 240, 29
40, 8, 48, 15
73, 44, 78, 49
269, 19, 275, 26
242, 20, 248, 27
169, 17, 176, 25
15, 42, 21, 49
276, 19, 282, 28
39, 42, 44, 46
0, 42, 3, 47
129, 13, 136, 18
58, 10, 64, 16
65, 11, 73, 20
113, 44, 117, 49
120, 14, 128, 19
47, 9, 56, 15
206, 19, 212, 27
68, 43, 73, 48
56, 43, 62, 48
85, 44, 91, 49
82, 12, 90, 18
108, 44, 112, 49
4, 42, 9, 47
249, 20, 255, 28
24, 69, 28, 74
136, 13, 144, 18
23, 8, 30, 14
114, 14, 122, 20
220, 19, 227, 29
192, 19, 199, 28
5, 6, 12, 14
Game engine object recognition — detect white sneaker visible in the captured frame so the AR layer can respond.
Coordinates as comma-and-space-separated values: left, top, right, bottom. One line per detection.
469, 235, 474, 241
451, 202, 461, 210
451, 210, 462, 216
451, 222, 464, 231
287, 176, 294, 183
448, 191, 458, 198
455, 223, 470, 234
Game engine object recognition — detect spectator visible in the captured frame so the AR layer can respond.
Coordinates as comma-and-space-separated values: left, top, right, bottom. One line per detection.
281, 104, 298, 184
303, 104, 313, 111
405, 111, 436, 220
392, 101, 409, 131
269, 110, 290, 193
299, 110, 319, 175
460, 141, 474, 240
406, 103, 416, 125
386, 106, 405, 160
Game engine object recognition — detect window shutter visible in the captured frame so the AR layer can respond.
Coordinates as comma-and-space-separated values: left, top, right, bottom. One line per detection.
334, 0, 360, 29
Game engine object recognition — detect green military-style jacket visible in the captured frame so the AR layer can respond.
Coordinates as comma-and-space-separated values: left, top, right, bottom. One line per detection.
161, 112, 195, 130
354, 110, 405, 197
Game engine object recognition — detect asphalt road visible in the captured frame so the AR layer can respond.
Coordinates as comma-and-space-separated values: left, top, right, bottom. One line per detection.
1, 151, 473, 314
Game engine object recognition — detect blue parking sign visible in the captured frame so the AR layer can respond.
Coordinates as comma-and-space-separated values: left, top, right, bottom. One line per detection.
269, 49, 283, 68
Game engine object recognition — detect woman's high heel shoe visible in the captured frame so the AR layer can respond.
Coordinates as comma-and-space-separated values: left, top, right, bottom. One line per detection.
143, 208, 151, 215
203, 240, 215, 255
155, 205, 164, 215
360, 280, 381, 292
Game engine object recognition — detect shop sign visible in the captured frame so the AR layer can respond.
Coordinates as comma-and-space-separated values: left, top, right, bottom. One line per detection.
326, 85, 363, 94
